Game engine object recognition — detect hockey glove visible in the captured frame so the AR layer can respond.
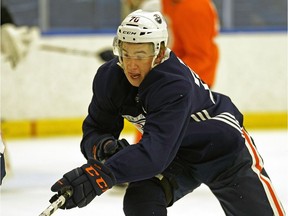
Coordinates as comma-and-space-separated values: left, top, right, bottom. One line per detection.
94, 136, 129, 162
50, 159, 116, 209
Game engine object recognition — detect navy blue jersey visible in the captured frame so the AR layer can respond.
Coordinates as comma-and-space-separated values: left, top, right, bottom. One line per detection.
81, 50, 244, 184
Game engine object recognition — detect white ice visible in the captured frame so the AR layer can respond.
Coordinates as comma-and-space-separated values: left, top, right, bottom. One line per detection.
0, 130, 287, 216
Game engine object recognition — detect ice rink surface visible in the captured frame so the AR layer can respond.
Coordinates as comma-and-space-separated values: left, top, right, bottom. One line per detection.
0, 130, 287, 216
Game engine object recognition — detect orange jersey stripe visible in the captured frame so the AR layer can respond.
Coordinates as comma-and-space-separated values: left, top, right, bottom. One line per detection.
242, 129, 285, 216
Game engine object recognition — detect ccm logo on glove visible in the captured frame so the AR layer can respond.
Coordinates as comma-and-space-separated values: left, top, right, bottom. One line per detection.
51, 159, 116, 209
85, 164, 109, 192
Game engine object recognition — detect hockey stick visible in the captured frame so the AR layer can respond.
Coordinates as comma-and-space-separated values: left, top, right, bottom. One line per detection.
1, 24, 115, 68
39, 190, 72, 216
40, 44, 98, 58
40, 44, 115, 62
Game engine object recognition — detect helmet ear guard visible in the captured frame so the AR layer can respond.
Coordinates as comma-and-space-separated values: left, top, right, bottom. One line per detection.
113, 10, 168, 58
112, 36, 124, 67
112, 36, 120, 56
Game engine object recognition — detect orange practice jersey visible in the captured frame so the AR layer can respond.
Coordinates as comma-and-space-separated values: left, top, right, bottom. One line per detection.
162, 0, 219, 87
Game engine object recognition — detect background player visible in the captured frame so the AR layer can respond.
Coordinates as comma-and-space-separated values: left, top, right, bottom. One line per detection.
162, 0, 219, 88
0, 133, 7, 185
50, 10, 284, 216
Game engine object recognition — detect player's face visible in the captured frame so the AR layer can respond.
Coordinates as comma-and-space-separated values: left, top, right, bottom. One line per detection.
121, 42, 155, 87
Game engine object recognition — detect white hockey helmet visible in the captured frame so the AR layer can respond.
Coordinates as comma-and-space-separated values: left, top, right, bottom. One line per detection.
113, 10, 168, 57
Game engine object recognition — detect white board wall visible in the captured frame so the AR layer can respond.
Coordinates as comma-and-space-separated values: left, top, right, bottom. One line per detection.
1, 32, 287, 120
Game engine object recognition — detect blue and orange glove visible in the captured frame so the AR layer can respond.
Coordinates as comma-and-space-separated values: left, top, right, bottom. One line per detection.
50, 159, 116, 209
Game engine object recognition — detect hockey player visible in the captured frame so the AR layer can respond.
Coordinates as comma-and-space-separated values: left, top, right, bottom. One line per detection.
0, 133, 6, 185
50, 10, 285, 216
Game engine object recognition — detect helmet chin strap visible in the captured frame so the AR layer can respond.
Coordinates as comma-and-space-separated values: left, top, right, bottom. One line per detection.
151, 46, 162, 68
152, 47, 170, 68
117, 55, 124, 69
151, 55, 158, 68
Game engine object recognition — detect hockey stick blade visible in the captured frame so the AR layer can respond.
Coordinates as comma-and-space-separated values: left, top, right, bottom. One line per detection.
39, 190, 72, 216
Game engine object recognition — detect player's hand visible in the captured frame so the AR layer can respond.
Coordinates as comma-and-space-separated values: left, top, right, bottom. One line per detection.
50, 159, 116, 209
95, 137, 129, 162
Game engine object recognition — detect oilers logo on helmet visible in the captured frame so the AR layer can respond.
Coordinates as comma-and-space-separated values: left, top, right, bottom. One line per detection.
153, 14, 162, 24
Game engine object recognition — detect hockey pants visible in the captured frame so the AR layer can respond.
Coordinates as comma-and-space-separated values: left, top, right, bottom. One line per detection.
123, 130, 285, 216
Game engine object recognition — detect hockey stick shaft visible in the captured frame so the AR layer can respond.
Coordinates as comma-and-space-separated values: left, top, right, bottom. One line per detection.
40, 44, 98, 58
39, 43, 115, 62
39, 190, 72, 216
